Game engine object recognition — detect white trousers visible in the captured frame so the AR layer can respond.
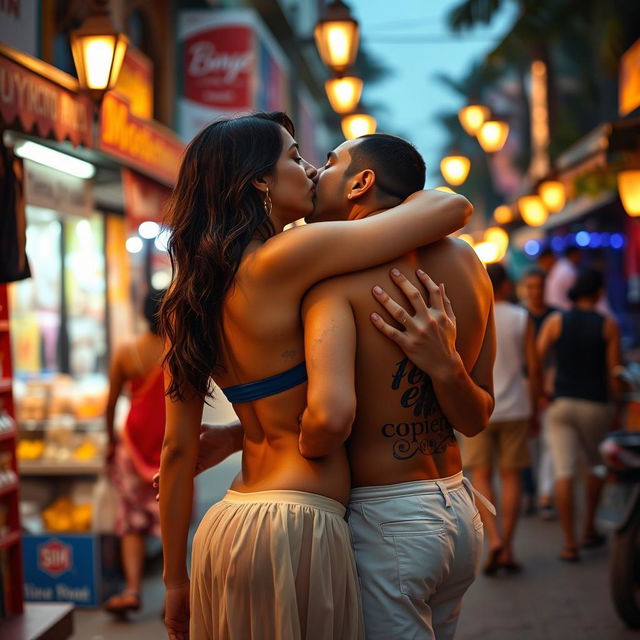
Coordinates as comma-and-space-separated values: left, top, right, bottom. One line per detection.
348, 472, 485, 640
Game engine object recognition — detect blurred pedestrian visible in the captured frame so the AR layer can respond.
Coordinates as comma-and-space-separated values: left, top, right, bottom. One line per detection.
461, 263, 540, 574
536, 247, 557, 275
538, 268, 621, 562
519, 267, 557, 518
103, 288, 166, 615
545, 246, 581, 310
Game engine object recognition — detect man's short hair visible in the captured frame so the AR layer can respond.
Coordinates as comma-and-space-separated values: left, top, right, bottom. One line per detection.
521, 266, 546, 282
345, 134, 426, 200
486, 263, 509, 292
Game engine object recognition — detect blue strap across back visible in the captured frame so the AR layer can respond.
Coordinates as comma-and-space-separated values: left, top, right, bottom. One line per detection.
221, 361, 308, 404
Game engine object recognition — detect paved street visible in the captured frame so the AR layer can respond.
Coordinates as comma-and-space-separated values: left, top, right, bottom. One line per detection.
69, 455, 640, 639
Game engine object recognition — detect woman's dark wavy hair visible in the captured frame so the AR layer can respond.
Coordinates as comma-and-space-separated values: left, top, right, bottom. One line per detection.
160, 112, 295, 401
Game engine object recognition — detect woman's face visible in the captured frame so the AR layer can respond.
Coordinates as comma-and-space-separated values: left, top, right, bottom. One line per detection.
268, 127, 317, 225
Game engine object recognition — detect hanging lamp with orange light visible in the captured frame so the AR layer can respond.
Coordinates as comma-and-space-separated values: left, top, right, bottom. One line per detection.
325, 76, 363, 113
314, 0, 360, 76
518, 195, 549, 227
440, 155, 471, 186
70, 0, 129, 102
537, 180, 566, 213
618, 170, 640, 217
341, 111, 377, 140
458, 104, 490, 136
477, 120, 510, 153
493, 204, 514, 224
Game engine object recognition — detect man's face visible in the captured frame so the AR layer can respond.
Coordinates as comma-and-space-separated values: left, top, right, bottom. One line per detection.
306, 140, 359, 223
521, 274, 545, 307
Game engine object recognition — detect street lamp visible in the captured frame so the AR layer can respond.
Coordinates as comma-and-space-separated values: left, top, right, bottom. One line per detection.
618, 170, 640, 217
518, 195, 548, 227
341, 112, 376, 140
325, 76, 363, 113
458, 104, 490, 136
314, 1, 360, 76
477, 120, 509, 153
70, 0, 129, 102
493, 204, 514, 224
538, 180, 566, 213
440, 155, 471, 186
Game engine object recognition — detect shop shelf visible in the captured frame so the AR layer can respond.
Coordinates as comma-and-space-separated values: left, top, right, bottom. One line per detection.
0, 528, 20, 550
0, 378, 12, 393
18, 461, 104, 476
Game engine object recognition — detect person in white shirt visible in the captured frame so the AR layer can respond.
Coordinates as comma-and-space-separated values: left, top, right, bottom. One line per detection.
545, 247, 581, 310
460, 263, 541, 575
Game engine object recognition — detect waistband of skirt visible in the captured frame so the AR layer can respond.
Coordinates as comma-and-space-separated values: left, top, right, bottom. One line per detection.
223, 489, 346, 517
349, 471, 464, 503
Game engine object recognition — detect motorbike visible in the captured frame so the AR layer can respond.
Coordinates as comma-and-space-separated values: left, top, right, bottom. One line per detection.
600, 363, 640, 628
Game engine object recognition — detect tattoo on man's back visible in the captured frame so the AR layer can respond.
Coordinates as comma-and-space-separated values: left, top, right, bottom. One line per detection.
381, 358, 456, 460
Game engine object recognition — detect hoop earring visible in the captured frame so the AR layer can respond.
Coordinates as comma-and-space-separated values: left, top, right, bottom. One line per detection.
263, 188, 272, 217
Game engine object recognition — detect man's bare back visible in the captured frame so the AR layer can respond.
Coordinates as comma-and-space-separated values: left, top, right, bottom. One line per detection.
302, 237, 494, 487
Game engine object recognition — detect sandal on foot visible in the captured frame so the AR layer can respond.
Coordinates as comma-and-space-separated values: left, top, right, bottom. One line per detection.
499, 560, 523, 574
104, 591, 141, 614
483, 547, 503, 576
559, 547, 580, 563
580, 533, 606, 549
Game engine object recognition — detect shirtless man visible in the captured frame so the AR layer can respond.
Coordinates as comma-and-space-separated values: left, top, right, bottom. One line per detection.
298, 134, 495, 639
156, 134, 494, 639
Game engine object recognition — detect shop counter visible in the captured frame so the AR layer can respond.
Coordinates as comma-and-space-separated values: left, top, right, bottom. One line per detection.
0, 603, 73, 640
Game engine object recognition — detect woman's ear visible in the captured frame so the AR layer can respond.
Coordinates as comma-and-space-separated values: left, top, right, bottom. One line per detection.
251, 176, 272, 193
347, 169, 376, 200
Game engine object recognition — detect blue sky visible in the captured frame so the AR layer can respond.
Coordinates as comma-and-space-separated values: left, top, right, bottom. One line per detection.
349, 0, 518, 188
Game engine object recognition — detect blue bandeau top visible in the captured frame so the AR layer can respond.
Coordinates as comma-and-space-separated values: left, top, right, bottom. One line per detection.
221, 361, 308, 404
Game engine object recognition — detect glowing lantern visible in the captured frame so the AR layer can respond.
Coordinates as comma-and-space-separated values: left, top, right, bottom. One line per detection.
341, 113, 376, 140
493, 205, 513, 224
70, 0, 128, 101
314, 1, 360, 75
538, 180, 566, 213
618, 170, 640, 217
325, 76, 363, 113
484, 227, 509, 259
474, 241, 500, 264
518, 195, 548, 227
477, 120, 509, 153
458, 104, 490, 136
440, 155, 471, 186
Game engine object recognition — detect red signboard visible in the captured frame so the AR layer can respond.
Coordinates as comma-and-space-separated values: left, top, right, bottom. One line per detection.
38, 539, 72, 578
183, 24, 254, 110
100, 92, 184, 186
0, 50, 92, 147
122, 167, 171, 228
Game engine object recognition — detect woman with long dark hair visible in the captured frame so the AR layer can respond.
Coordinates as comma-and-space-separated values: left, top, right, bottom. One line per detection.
158, 112, 471, 640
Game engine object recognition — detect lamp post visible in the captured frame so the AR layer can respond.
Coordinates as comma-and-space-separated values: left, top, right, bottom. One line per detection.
440, 155, 471, 186
341, 111, 376, 139
325, 76, 363, 113
477, 120, 510, 153
314, 1, 360, 76
618, 170, 640, 217
70, 0, 128, 102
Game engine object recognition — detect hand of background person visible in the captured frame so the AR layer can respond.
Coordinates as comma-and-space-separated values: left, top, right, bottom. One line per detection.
369, 268, 460, 380
153, 422, 241, 499
164, 581, 190, 640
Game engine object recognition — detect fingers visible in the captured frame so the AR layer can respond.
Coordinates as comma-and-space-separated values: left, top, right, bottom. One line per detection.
388, 268, 429, 315
372, 285, 411, 328
370, 312, 408, 348
416, 269, 445, 314
440, 283, 456, 322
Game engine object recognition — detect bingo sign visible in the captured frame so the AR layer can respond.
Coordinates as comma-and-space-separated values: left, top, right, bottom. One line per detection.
178, 9, 290, 141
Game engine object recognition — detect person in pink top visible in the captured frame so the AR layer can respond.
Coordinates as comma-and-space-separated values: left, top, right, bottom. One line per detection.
104, 288, 167, 615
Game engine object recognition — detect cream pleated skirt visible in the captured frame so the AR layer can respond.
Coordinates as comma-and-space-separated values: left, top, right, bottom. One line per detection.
190, 489, 364, 640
